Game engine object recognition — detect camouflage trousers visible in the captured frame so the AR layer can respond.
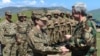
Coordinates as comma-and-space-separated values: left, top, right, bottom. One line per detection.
17, 33, 28, 56
3, 37, 17, 56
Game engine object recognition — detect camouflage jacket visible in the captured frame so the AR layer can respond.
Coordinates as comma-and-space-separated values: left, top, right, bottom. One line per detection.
27, 26, 60, 53
0, 20, 17, 44
70, 17, 95, 47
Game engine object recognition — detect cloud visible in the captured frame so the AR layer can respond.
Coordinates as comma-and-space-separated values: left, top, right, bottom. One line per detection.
40, 0, 44, 4
2, 0, 11, 3
29, 0, 37, 5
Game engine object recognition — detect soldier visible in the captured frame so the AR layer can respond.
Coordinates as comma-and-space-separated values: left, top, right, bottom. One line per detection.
27, 17, 61, 56
52, 12, 61, 44
87, 14, 97, 56
46, 13, 54, 45
16, 13, 30, 56
59, 12, 68, 42
60, 3, 97, 56
0, 11, 17, 56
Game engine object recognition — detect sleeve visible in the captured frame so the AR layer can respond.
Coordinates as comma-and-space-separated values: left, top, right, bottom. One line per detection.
28, 30, 60, 52
0, 24, 5, 44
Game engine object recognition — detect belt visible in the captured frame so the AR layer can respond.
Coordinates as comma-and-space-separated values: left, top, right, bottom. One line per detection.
19, 32, 27, 34
4, 34, 16, 39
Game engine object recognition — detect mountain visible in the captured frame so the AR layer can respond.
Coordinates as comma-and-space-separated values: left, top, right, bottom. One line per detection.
0, 6, 70, 17
88, 9, 100, 21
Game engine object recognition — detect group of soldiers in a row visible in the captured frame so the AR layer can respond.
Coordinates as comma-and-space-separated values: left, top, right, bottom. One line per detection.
0, 3, 97, 56
0, 10, 77, 56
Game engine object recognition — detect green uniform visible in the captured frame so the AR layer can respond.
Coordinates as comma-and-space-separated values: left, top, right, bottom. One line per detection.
66, 17, 96, 56
0, 20, 17, 56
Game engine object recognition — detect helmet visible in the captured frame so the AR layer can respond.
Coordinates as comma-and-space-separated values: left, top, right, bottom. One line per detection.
73, 2, 87, 13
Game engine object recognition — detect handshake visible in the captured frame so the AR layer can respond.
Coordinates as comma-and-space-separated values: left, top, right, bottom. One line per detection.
59, 34, 72, 55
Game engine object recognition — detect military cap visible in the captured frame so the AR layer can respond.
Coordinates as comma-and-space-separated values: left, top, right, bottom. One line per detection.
32, 11, 41, 15
40, 17, 48, 21
46, 13, 51, 16
17, 13, 23, 16
5, 11, 11, 15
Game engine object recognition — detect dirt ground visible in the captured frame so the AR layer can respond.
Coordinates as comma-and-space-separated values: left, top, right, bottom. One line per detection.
97, 28, 100, 32
48, 52, 71, 56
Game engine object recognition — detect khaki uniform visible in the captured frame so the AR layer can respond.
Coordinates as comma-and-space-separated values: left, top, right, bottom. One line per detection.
0, 20, 17, 56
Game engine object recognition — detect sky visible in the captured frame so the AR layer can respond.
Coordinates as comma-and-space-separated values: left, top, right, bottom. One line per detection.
0, 0, 100, 11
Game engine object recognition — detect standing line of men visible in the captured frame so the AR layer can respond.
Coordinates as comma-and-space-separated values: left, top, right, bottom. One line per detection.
0, 3, 97, 56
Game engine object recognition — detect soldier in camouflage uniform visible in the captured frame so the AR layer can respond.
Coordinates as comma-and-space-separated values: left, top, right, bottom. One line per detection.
0, 11, 17, 56
46, 13, 55, 45
16, 13, 30, 56
87, 14, 97, 56
60, 3, 97, 56
59, 12, 69, 42
52, 12, 61, 44
27, 17, 61, 56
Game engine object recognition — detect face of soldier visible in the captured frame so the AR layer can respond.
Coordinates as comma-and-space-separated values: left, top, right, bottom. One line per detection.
47, 15, 51, 20
23, 16, 27, 21
36, 20, 45, 27
60, 13, 64, 17
5, 15, 12, 21
18, 16, 24, 22
54, 14, 58, 18
73, 13, 80, 21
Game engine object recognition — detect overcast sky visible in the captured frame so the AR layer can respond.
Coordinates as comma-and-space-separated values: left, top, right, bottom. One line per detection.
0, 0, 100, 11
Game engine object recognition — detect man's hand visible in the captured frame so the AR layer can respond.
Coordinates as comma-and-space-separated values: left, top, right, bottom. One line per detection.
60, 46, 69, 55
65, 35, 72, 40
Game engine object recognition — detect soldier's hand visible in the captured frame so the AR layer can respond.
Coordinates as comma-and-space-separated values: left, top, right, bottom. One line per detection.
64, 35, 72, 40
60, 46, 69, 55
16, 39, 23, 45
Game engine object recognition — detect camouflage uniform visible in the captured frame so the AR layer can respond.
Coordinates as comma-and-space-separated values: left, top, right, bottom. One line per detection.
65, 3, 97, 56
16, 13, 30, 56
1, 20, 17, 56
46, 13, 55, 45
53, 13, 61, 44
59, 13, 69, 42
27, 17, 61, 56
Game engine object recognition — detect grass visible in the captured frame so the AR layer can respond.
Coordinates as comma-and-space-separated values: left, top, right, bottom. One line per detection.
97, 32, 100, 56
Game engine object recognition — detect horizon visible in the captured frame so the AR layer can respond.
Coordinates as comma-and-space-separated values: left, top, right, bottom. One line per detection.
0, 6, 100, 11
0, 0, 100, 11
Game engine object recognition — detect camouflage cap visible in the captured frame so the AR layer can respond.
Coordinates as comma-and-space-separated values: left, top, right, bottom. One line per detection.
17, 13, 23, 16
40, 17, 48, 21
73, 2, 87, 13
32, 11, 42, 15
5, 11, 11, 15
46, 13, 51, 16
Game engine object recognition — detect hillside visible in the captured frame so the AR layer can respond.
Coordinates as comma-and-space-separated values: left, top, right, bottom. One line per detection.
0, 6, 100, 22
0, 6, 70, 17
88, 8, 100, 21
